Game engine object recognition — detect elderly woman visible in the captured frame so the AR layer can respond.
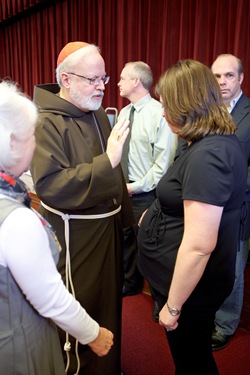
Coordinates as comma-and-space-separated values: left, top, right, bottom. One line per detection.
137, 60, 247, 375
0, 81, 113, 374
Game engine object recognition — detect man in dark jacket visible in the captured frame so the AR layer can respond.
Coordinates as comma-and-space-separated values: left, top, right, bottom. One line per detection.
31, 41, 133, 375
210, 54, 250, 351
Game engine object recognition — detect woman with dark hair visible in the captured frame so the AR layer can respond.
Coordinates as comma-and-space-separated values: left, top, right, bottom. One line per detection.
137, 60, 247, 374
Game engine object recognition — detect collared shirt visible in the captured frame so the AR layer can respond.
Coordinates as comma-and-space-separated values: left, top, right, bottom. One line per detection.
118, 94, 178, 194
228, 91, 243, 113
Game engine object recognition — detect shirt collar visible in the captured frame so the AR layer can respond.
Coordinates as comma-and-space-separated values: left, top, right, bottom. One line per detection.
228, 91, 242, 113
132, 93, 152, 112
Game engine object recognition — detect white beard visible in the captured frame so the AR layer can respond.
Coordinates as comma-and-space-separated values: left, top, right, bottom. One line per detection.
69, 83, 104, 111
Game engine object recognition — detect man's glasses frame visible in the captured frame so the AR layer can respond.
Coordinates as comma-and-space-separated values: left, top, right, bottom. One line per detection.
67, 72, 110, 86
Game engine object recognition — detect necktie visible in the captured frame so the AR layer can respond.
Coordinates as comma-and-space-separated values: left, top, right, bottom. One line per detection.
121, 105, 135, 182
129, 104, 135, 124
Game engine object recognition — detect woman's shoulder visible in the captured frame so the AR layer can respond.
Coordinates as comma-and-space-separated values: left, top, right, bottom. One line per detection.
0, 198, 42, 232
192, 134, 239, 153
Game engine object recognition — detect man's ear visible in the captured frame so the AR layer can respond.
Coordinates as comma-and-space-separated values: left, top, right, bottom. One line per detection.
239, 73, 244, 85
134, 77, 140, 87
61, 73, 71, 88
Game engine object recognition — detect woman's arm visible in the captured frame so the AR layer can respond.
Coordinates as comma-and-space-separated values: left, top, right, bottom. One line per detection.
0, 206, 113, 354
159, 200, 223, 330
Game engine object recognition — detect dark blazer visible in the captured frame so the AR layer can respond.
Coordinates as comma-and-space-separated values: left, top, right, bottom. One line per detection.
231, 94, 250, 178
232, 94, 250, 239
174, 93, 250, 239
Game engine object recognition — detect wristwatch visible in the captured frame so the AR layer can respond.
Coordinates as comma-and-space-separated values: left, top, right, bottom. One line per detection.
166, 302, 181, 316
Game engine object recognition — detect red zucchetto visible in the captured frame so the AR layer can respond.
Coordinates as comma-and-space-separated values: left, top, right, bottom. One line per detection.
57, 41, 90, 66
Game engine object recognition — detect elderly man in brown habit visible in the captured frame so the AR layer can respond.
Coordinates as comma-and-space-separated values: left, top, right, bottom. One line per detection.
31, 41, 133, 375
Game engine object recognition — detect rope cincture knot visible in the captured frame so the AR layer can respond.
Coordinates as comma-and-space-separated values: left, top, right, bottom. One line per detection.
62, 213, 71, 221
64, 341, 71, 352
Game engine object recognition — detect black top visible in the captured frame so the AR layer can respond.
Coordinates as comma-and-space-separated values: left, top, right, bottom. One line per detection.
175, 94, 250, 239
137, 134, 247, 305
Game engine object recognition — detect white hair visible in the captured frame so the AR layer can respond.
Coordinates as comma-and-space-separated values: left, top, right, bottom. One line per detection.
0, 81, 38, 169
56, 44, 101, 87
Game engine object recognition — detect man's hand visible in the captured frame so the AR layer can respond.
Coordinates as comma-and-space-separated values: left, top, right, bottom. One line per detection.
107, 117, 130, 168
127, 183, 133, 196
138, 209, 148, 227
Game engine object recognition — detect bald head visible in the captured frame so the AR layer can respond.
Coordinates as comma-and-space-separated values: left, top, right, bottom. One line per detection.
211, 54, 244, 106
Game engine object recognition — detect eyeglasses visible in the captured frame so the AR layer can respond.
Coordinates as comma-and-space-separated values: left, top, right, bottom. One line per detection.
67, 72, 110, 85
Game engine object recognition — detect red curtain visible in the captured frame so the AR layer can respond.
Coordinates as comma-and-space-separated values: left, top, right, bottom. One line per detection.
0, 0, 46, 21
0, 0, 250, 111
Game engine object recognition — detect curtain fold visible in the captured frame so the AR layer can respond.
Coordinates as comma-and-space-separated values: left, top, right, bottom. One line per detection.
0, 0, 249, 111
0, 0, 57, 22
